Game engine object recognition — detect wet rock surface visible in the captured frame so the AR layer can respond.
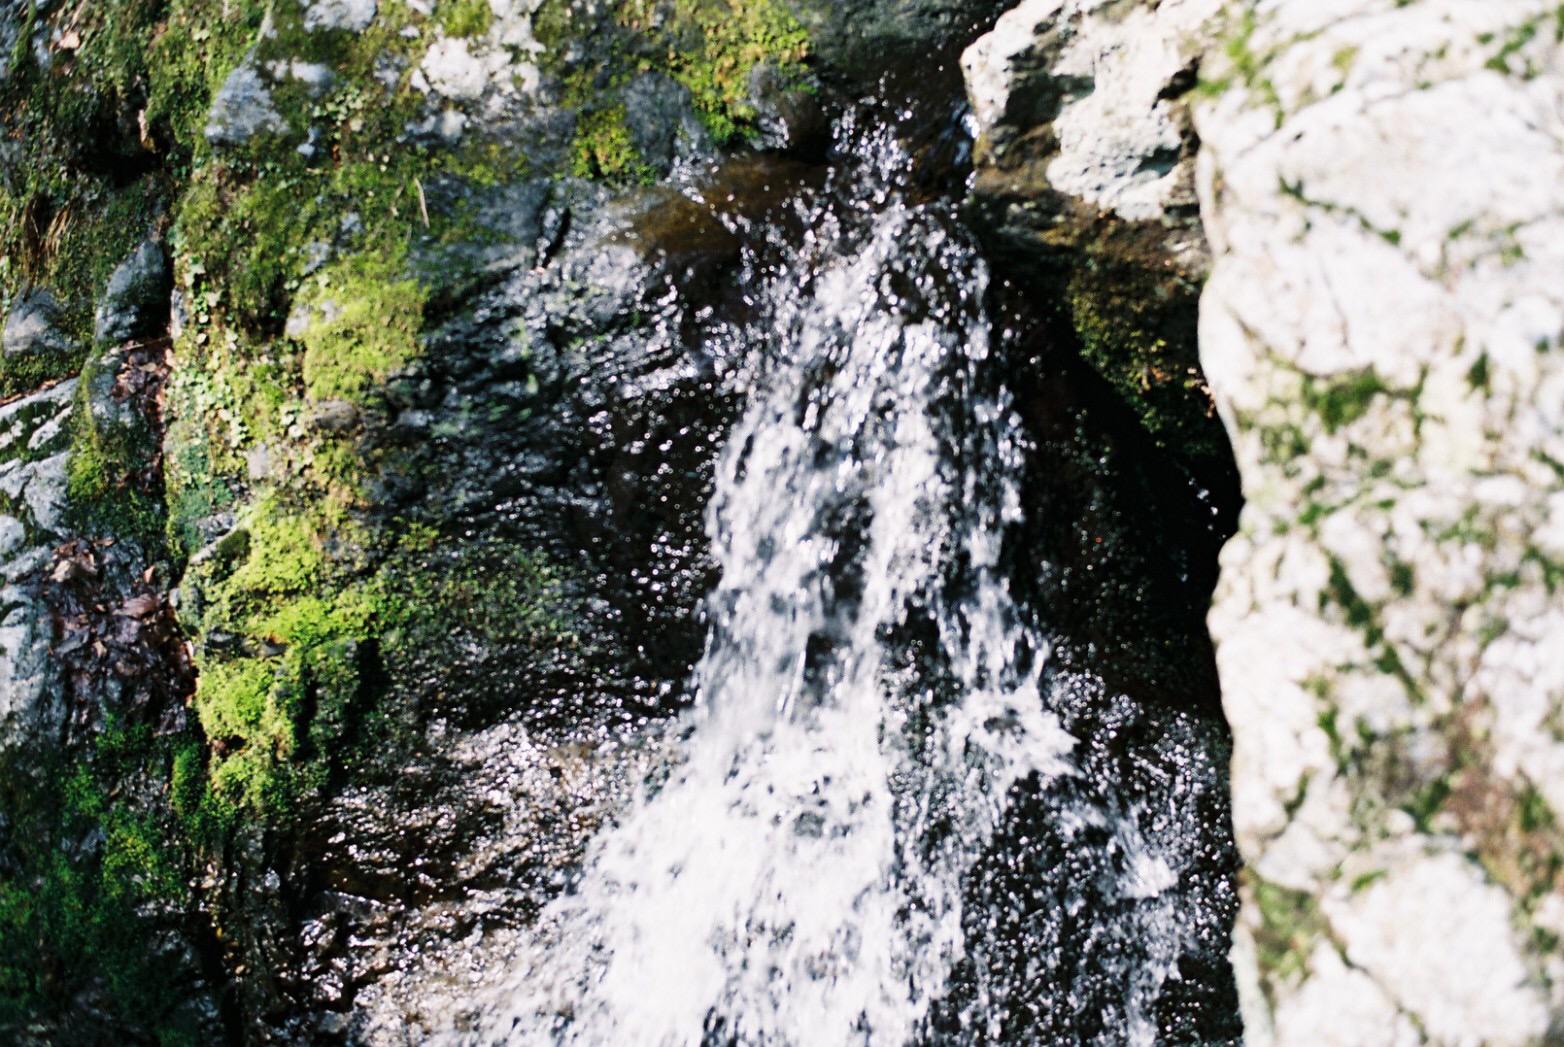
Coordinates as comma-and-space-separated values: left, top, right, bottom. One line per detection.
1, 0, 1250, 1042
961, 0, 1231, 505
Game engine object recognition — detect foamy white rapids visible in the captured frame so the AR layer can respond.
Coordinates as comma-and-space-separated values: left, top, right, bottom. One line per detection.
443, 134, 1075, 1047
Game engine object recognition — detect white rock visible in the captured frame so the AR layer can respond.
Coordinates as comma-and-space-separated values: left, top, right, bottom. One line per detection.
420, 36, 506, 101
302, 0, 377, 33
1195, 0, 1564, 1039
1271, 944, 1421, 1047
1324, 853, 1549, 1044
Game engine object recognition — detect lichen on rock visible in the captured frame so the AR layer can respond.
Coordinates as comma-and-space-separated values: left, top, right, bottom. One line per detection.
1196, 1, 1564, 1041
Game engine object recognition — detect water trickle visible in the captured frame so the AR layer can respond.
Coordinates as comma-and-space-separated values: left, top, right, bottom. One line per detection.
432, 108, 1234, 1047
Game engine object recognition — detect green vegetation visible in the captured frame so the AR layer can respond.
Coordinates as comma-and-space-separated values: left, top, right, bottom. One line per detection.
0, 0, 812, 1034
1301, 369, 1387, 434
439, 0, 495, 38
0, 0, 267, 394
537, 0, 811, 180
0, 726, 217, 1043
63, 351, 168, 545
297, 250, 428, 403
570, 103, 656, 182
1250, 874, 1328, 993
1064, 260, 1222, 466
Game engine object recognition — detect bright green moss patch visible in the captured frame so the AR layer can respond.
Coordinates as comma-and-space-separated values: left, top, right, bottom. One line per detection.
439, 0, 496, 38
298, 251, 428, 403
659, 0, 810, 144
537, 0, 812, 179
571, 103, 657, 181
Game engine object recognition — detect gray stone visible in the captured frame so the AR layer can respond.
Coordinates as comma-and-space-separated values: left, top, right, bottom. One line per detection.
308, 399, 359, 432
286, 60, 336, 97
3, 287, 72, 359
303, 0, 377, 32
0, 516, 21, 559
621, 73, 707, 172
94, 238, 171, 346
0, 584, 60, 747
21, 451, 67, 534
205, 60, 287, 146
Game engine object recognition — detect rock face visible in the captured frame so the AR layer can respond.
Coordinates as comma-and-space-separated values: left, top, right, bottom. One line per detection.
969, 0, 1564, 1042
961, 0, 1235, 501
205, 59, 289, 146
3, 289, 72, 360
0, 379, 75, 745
94, 239, 171, 346
1196, 2, 1564, 1042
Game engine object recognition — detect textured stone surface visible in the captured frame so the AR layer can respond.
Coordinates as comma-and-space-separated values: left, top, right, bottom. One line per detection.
1196, 1, 1564, 1042
204, 59, 288, 145
2, 289, 71, 360
964, 0, 1222, 222
959, 0, 1233, 486
0, 379, 75, 745
94, 239, 170, 346
970, 0, 1564, 1040
302, 0, 377, 33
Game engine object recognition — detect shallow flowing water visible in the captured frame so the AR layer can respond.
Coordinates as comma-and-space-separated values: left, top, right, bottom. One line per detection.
423, 105, 1237, 1047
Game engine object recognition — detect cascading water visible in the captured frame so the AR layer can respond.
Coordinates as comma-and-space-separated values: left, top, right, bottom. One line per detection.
426, 103, 1239, 1047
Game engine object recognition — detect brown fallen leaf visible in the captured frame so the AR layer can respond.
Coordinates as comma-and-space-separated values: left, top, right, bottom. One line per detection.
116, 593, 160, 618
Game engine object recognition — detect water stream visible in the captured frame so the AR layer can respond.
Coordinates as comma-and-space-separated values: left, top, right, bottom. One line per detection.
427, 102, 1238, 1047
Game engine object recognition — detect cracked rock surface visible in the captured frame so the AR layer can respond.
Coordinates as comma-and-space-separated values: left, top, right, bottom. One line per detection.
1196, 1, 1564, 1042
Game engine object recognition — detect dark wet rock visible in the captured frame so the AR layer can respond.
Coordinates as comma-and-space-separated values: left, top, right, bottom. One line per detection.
94, 239, 171, 346
794, 0, 1015, 74
3, 288, 71, 359
748, 62, 830, 158
959, 1, 1230, 501
621, 72, 709, 174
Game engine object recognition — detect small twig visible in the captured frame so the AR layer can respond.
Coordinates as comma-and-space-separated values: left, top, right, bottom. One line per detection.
414, 176, 430, 228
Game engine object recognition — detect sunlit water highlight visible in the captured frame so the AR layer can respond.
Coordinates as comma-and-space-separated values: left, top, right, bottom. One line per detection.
432, 116, 1224, 1047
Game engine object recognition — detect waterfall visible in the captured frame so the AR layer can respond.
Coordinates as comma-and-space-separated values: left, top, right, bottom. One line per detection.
429, 110, 1235, 1047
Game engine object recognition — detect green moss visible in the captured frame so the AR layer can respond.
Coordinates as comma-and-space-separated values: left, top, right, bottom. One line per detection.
0, 726, 212, 1042
1303, 370, 1386, 434
297, 250, 427, 404
571, 103, 657, 182
63, 355, 167, 546
439, 0, 496, 38
0, 0, 267, 395
663, 0, 810, 144
1065, 263, 1221, 465
1250, 875, 1328, 990
538, 0, 812, 176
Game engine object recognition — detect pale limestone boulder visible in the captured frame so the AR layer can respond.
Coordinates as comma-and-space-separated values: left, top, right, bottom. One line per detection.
1197, 0, 1564, 1041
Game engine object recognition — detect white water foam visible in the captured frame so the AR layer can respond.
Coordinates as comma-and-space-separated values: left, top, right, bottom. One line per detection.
440, 130, 1081, 1046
